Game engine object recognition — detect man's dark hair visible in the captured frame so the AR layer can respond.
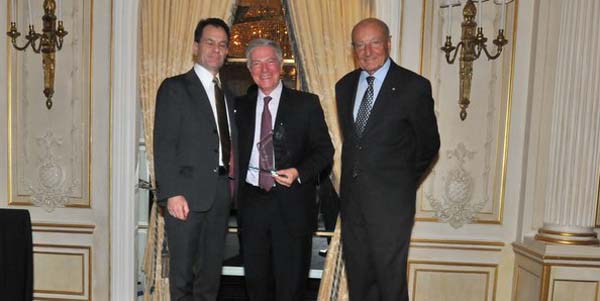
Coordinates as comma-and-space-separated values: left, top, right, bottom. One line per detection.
194, 18, 230, 42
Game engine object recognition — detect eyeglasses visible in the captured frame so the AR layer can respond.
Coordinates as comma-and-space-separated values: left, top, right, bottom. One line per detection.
352, 38, 387, 51
200, 38, 229, 51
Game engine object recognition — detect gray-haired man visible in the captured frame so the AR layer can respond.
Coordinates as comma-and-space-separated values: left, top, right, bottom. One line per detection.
235, 38, 333, 301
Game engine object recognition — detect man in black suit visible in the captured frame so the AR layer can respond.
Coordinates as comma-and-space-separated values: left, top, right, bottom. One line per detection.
336, 18, 440, 301
153, 18, 236, 300
235, 38, 333, 301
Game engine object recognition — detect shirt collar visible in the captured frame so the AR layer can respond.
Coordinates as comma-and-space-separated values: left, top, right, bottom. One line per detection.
258, 80, 283, 101
359, 58, 391, 83
193, 63, 219, 85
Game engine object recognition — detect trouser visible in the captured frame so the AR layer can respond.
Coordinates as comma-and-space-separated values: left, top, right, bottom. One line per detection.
240, 183, 312, 301
164, 175, 230, 301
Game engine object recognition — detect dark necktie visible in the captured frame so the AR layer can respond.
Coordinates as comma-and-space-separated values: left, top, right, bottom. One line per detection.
213, 77, 231, 169
258, 96, 275, 191
355, 76, 375, 137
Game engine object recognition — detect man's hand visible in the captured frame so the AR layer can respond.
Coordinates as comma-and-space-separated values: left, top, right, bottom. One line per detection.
273, 168, 299, 187
167, 195, 190, 220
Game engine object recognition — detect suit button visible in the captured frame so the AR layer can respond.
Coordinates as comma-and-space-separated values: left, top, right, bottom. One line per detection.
356, 145, 362, 150
213, 168, 217, 173
352, 170, 359, 179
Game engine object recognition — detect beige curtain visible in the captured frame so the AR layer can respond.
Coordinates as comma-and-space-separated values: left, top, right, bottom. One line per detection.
283, 1, 373, 300
138, 1, 237, 300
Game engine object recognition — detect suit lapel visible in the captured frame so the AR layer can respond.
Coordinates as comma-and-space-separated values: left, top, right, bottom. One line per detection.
224, 87, 237, 147
240, 90, 258, 169
183, 69, 217, 127
274, 86, 291, 134
273, 86, 292, 169
341, 70, 361, 136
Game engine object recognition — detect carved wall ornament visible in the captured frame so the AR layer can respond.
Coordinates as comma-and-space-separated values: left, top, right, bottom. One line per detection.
428, 143, 486, 228
27, 131, 78, 212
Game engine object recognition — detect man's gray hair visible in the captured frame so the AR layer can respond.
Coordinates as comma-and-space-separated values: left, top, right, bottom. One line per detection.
245, 38, 283, 68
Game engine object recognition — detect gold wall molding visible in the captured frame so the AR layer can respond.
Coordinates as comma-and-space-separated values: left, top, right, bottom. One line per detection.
416, 0, 519, 226
409, 260, 499, 268
7, 0, 94, 210
514, 242, 600, 301
513, 265, 540, 301
535, 236, 599, 246
538, 228, 598, 238
34, 252, 85, 295
32, 222, 95, 234
408, 260, 498, 301
552, 279, 599, 300
32, 244, 91, 300
411, 238, 504, 246
414, 269, 492, 300
540, 265, 550, 301
513, 242, 600, 264
411, 238, 505, 252
596, 166, 600, 227
535, 228, 600, 246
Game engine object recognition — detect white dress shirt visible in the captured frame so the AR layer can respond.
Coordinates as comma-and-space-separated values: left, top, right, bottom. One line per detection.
193, 63, 231, 166
246, 81, 283, 186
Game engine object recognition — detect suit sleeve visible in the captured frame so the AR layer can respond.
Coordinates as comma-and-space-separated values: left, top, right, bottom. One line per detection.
334, 82, 345, 140
411, 79, 440, 180
153, 79, 183, 203
296, 95, 335, 183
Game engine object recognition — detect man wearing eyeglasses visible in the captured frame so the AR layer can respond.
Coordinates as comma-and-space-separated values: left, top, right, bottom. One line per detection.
154, 18, 236, 300
336, 18, 440, 301
235, 39, 333, 301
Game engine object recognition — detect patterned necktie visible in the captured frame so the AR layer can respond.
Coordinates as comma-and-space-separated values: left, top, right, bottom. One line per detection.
213, 77, 231, 168
258, 96, 275, 191
355, 76, 375, 137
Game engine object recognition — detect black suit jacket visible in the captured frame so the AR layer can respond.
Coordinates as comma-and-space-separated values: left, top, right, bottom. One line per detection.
236, 85, 334, 235
336, 60, 440, 232
154, 68, 238, 211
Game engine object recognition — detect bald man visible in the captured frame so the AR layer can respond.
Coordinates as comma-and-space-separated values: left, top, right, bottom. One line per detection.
336, 18, 440, 301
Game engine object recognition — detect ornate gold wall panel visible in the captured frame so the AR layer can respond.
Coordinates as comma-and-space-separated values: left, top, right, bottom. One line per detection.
33, 244, 91, 300
416, 0, 518, 226
408, 261, 498, 301
513, 241, 600, 301
2, 0, 111, 299
7, 0, 93, 210
596, 173, 600, 228
553, 280, 599, 300
513, 266, 541, 301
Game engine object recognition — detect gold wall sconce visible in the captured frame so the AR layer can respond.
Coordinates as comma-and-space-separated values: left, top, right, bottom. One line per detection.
440, 0, 512, 120
6, 0, 68, 109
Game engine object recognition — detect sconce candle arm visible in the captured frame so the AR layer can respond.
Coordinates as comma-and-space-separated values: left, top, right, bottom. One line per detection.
441, 37, 462, 64
7, 23, 40, 51
480, 44, 502, 60
473, 27, 508, 60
